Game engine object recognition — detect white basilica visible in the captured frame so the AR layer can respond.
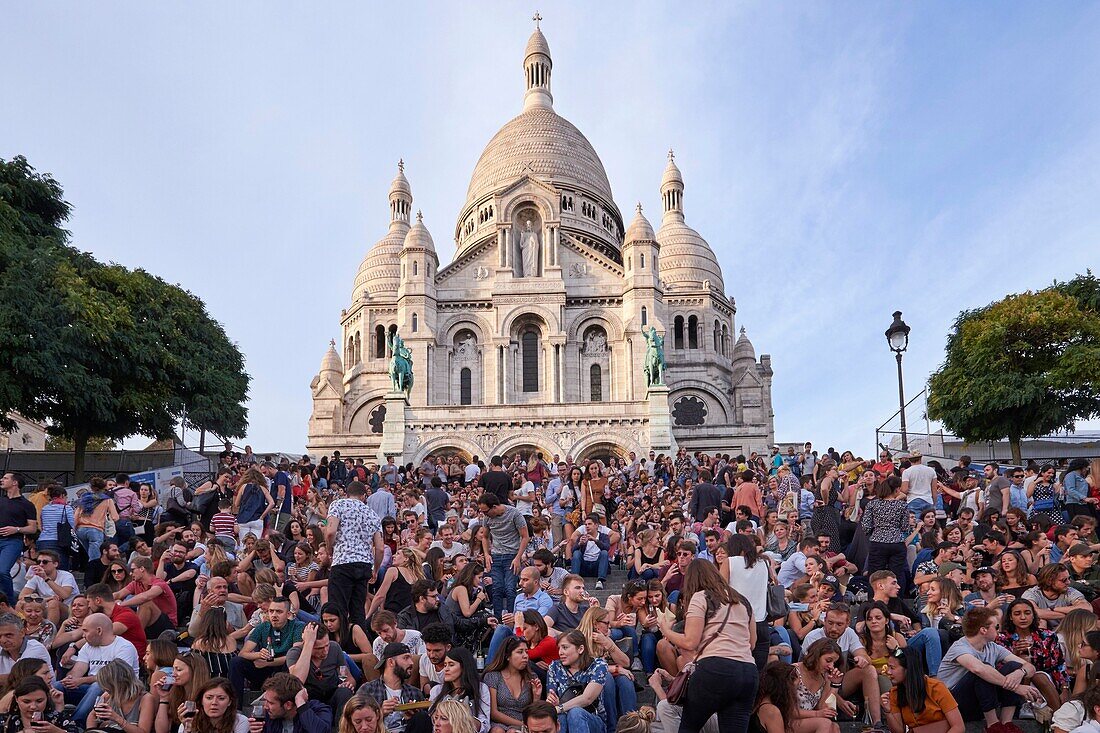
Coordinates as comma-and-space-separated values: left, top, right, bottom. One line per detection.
307, 20, 775, 464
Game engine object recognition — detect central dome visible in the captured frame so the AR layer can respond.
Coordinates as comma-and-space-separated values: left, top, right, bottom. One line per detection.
464, 107, 615, 210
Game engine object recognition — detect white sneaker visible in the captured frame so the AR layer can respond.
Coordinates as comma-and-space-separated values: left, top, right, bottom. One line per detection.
595, 580, 605, 590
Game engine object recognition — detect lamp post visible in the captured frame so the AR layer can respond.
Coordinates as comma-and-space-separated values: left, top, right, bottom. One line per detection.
885, 311, 911, 451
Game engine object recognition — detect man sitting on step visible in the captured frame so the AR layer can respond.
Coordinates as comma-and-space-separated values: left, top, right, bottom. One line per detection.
558, 514, 618, 591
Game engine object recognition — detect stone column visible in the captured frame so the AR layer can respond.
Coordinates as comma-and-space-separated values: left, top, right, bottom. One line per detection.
647, 385, 677, 455
499, 344, 508, 404
379, 391, 410, 463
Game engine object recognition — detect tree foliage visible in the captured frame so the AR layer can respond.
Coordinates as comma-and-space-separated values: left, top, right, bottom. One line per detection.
0, 156, 250, 480
927, 280, 1100, 463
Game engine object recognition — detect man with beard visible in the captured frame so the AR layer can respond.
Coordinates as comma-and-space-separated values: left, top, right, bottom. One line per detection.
361, 643, 425, 733
396, 580, 456, 636
157, 542, 199, 622
963, 567, 1011, 612
417, 623, 452, 694
84, 541, 122, 587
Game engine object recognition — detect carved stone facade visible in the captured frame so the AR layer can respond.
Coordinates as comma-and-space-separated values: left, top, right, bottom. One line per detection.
307, 20, 775, 463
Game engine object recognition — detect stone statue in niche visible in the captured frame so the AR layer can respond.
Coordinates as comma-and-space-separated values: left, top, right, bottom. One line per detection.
454, 336, 477, 361
583, 331, 608, 356
518, 219, 540, 278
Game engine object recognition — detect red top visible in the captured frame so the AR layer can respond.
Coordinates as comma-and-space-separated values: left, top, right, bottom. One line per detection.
527, 634, 559, 665
124, 577, 178, 626
110, 603, 148, 658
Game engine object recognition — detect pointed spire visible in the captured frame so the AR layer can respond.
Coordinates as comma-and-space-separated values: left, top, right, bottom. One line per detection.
625, 202, 655, 243
523, 15, 553, 111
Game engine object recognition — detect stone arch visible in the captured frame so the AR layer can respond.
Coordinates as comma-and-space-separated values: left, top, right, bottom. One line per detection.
348, 394, 391, 435
493, 433, 563, 463
500, 303, 558, 340
345, 387, 393, 433
669, 381, 731, 425
412, 434, 484, 466
566, 309, 625, 343
572, 433, 643, 463
501, 192, 557, 224
439, 315, 493, 346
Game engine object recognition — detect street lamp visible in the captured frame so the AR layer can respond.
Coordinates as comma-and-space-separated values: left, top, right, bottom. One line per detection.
885, 311, 911, 451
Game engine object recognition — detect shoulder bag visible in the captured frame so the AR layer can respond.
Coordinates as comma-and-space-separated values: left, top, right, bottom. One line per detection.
666, 602, 733, 705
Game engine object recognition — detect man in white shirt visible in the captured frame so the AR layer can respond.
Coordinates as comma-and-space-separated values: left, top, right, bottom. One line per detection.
901, 451, 939, 516
514, 477, 536, 518
464, 459, 481, 485
55, 613, 140, 722
0, 613, 52, 680
417, 623, 452, 694
19, 550, 79, 622
428, 525, 468, 559
369, 610, 425, 659
778, 538, 820, 587
802, 605, 883, 728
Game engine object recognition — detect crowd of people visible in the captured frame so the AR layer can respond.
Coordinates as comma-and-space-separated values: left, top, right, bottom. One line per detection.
1, 444, 1099, 733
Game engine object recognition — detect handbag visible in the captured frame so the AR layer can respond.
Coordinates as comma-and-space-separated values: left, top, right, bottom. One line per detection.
559, 681, 599, 714
765, 583, 789, 621
666, 603, 732, 705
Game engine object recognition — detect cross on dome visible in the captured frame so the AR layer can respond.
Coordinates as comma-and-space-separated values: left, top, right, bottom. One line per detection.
668, 149, 675, 161
398, 158, 404, 172
329, 339, 336, 348
636, 202, 643, 214
532, 11, 542, 29
416, 210, 423, 222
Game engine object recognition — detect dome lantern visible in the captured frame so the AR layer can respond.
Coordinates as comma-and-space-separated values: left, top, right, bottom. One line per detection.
523, 13, 553, 111
389, 159, 412, 225
661, 149, 685, 222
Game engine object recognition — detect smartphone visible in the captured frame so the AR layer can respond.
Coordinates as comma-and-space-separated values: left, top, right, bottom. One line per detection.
789, 602, 809, 612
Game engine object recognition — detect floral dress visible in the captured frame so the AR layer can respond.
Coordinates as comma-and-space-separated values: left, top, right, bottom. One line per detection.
996, 628, 1067, 688
23, 620, 56, 648
547, 657, 608, 722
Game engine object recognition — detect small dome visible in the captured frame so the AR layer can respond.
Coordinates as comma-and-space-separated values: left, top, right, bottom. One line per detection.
624, 203, 655, 243
389, 159, 411, 198
402, 211, 437, 254
525, 28, 551, 61
656, 218, 724, 292
352, 225, 405, 300
733, 327, 756, 363
320, 340, 342, 373
661, 150, 683, 190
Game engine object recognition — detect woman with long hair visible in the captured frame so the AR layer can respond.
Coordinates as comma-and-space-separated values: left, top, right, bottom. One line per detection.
151, 653, 211, 733
283, 541, 320, 613
232, 468, 274, 545
857, 601, 907, 687
883, 646, 963, 733
656, 558, 758, 732
581, 464, 607, 519
995, 551, 1036, 599
105, 562, 131, 595
0, 659, 61, 713
920, 578, 964, 633
483, 637, 540, 733
143, 639, 178, 678
338, 693, 383, 733
74, 476, 119, 563
444, 561, 492, 653
728, 532, 772, 668
86, 660, 155, 733
577, 607, 635, 730
320, 603, 373, 671
1029, 464, 1065, 524
751, 661, 837, 733
787, 584, 824, 642
423, 547, 448, 585
431, 699, 481, 733
995, 598, 1064, 708
633, 528, 664, 581
190, 607, 237, 679
517, 610, 558, 682
1058, 609, 1098, 696
189, 678, 248, 733
369, 547, 425, 617
0, 678, 77, 733
861, 477, 911, 597
545, 631, 607, 733
793, 639, 843, 720
1020, 531, 1052, 575
428, 648, 490, 733
604, 581, 646, 660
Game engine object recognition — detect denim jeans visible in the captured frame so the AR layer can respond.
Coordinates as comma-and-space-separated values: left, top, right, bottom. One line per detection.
559, 707, 605, 733
486, 623, 517, 664
571, 549, 609, 581
609, 626, 638, 658
639, 632, 659, 674
601, 672, 638, 730
907, 498, 934, 517
907, 627, 943, 675
54, 681, 102, 722
680, 657, 758, 733
76, 527, 105, 567
627, 567, 659, 581
488, 554, 518, 622
0, 538, 25, 601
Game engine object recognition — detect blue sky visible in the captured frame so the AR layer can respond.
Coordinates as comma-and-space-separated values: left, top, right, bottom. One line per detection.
4, 3, 1099, 456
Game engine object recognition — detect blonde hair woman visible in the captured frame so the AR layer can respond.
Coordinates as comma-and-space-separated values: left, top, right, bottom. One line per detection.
339, 693, 384, 733
367, 546, 426, 618
431, 699, 480, 733
87, 659, 155, 733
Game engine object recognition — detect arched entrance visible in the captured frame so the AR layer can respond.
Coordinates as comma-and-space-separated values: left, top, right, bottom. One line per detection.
575, 441, 627, 465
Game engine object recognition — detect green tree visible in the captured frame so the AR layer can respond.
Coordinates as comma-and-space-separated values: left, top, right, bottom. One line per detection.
927, 284, 1100, 464
0, 156, 250, 480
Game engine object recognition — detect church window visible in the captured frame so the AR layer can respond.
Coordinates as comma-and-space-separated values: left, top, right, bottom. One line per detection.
674, 316, 684, 350
375, 326, 386, 358
714, 320, 721, 352
641, 307, 648, 326
412, 314, 418, 333
521, 330, 539, 392
460, 368, 472, 405
722, 324, 729, 356
688, 315, 699, 349
590, 364, 603, 402
354, 332, 361, 363
640, 253, 645, 269
346, 336, 355, 368
413, 261, 418, 276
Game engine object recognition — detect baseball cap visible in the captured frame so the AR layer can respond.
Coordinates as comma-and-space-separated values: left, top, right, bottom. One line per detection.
972, 566, 995, 577
374, 642, 412, 670
819, 575, 841, 591
938, 562, 964, 576
1066, 544, 1095, 558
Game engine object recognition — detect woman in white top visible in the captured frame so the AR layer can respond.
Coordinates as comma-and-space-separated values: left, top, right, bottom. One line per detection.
727, 533, 772, 667
657, 559, 759, 733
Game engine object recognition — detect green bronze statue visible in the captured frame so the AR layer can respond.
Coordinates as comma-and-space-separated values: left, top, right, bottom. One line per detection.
387, 329, 414, 396
643, 326, 666, 387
